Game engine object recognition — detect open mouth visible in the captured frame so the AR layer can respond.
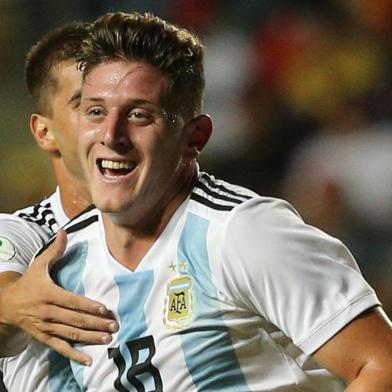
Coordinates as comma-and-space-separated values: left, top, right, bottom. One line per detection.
97, 159, 136, 178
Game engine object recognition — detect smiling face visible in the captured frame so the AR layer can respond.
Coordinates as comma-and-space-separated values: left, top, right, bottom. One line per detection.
79, 60, 201, 228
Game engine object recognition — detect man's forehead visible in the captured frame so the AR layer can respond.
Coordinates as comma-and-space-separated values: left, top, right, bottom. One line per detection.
81, 61, 170, 102
83, 61, 167, 87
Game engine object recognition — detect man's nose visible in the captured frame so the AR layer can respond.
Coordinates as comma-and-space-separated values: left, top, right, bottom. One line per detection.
103, 113, 132, 151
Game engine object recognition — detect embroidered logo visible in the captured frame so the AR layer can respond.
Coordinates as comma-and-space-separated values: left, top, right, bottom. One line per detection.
0, 237, 16, 261
164, 275, 194, 331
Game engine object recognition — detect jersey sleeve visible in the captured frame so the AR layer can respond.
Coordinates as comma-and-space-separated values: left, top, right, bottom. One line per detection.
0, 214, 51, 274
220, 197, 380, 355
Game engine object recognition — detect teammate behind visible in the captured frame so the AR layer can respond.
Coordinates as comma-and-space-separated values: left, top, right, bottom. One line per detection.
46, 12, 392, 391
0, 22, 118, 391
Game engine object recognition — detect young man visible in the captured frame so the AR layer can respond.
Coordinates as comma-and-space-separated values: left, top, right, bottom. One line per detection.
50, 12, 392, 391
0, 22, 118, 391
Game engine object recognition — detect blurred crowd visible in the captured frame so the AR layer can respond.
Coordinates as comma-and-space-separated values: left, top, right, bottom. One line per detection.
0, 0, 391, 315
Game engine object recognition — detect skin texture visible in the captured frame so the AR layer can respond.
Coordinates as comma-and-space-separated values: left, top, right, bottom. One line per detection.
0, 61, 119, 366
79, 59, 392, 389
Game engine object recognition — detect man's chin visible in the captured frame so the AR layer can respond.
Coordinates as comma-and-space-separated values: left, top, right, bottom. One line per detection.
96, 198, 134, 217
98, 204, 123, 214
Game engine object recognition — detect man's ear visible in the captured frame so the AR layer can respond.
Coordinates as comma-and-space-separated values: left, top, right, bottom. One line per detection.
30, 114, 58, 153
185, 114, 213, 160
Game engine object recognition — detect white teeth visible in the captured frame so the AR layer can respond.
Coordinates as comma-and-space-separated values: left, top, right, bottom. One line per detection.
101, 159, 133, 170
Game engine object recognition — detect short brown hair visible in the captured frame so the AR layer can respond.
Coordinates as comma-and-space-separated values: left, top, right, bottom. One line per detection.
79, 12, 205, 119
25, 22, 89, 116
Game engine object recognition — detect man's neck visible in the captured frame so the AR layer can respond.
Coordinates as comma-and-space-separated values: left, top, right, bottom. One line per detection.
102, 166, 198, 271
59, 183, 91, 219
53, 161, 91, 220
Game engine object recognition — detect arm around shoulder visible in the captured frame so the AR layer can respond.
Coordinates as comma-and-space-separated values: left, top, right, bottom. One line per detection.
0, 215, 50, 356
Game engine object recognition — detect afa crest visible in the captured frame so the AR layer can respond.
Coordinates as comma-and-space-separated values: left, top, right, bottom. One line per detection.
164, 275, 194, 331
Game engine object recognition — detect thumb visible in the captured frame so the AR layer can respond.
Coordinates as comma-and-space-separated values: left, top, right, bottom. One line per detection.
35, 229, 68, 272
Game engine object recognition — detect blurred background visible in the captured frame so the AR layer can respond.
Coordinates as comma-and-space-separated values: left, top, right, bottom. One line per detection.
0, 0, 391, 321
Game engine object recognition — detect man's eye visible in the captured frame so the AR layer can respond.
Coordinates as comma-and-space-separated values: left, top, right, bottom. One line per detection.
129, 111, 147, 120
128, 110, 154, 125
89, 108, 103, 116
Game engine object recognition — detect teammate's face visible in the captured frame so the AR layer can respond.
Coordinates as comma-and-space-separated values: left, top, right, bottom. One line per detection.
79, 60, 195, 224
50, 61, 83, 180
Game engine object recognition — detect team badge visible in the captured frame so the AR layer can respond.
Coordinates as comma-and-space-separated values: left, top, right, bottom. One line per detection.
0, 237, 16, 261
164, 275, 194, 331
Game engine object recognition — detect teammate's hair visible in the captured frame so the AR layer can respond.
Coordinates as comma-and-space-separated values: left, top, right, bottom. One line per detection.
25, 22, 89, 116
79, 12, 205, 119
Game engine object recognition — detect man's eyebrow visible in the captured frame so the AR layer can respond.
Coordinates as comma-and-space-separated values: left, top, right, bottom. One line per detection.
81, 97, 104, 103
68, 90, 81, 105
129, 99, 161, 108
81, 97, 163, 109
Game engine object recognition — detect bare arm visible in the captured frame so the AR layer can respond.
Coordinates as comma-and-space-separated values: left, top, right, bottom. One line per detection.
0, 272, 29, 355
314, 307, 392, 391
0, 230, 118, 365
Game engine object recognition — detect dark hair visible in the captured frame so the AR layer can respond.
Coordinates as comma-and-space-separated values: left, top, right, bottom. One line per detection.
25, 22, 89, 116
79, 12, 205, 119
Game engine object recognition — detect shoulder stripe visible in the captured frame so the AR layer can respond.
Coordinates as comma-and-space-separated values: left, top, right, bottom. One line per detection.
29, 209, 56, 226
20, 216, 57, 232
194, 181, 245, 204
190, 192, 234, 211
190, 173, 255, 211
201, 173, 252, 200
35, 214, 98, 257
17, 201, 57, 232
65, 204, 96, 223
65, 214, 98, 234
18, 204, 51, 219
19, 202, 50, 218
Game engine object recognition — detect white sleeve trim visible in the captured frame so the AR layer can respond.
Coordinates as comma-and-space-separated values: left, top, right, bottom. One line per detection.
298, 291, 380, 354
0, 263, 25, 274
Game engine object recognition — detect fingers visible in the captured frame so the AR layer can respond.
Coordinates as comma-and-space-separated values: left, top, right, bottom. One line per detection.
32, 239, 113, 318
49, 285, 114, 319
40, 305, 119, 334
35, 331, 93, 366
43, 322, 113, 345
0, 231, 120, 365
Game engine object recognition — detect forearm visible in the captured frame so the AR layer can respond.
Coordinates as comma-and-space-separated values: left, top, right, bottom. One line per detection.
345, 367, 392, 391
313, 307, 392, 392
0, 272, 28, 356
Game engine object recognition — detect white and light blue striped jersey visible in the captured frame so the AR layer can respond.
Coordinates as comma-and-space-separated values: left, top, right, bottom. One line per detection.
47, 172, 380, 391
0, 188, 67, 274
0, 188, 81, 392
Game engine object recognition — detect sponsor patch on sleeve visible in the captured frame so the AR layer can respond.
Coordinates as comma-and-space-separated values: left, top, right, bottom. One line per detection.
0, 236, 16, 261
